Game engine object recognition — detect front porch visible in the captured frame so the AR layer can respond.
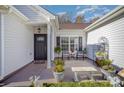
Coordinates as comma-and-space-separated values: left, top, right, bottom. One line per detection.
1, 59, 102, 86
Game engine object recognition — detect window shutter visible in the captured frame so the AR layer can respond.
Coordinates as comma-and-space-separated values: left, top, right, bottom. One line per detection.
56, 37, 60, 47
79, 37, 82, 51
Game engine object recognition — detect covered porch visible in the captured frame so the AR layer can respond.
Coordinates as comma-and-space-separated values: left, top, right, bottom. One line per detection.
1, 59, 103, 86
12, 5, 58, 69
2, 59, 102, 86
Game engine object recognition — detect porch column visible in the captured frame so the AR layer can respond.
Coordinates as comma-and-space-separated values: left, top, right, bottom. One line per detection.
51, 26, 55, 61
47, 24, 51, 68
83, 32, 87, 49
0, 14, 5, 79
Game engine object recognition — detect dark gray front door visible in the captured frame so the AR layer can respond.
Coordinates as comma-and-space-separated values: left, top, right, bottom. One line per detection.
34, 34, 47, 60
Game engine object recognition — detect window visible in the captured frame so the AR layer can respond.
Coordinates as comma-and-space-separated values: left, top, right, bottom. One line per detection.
70, 37, 79, 51
60, 37, 69, 51
57, 36, 83, 51
56, 37, 60, 47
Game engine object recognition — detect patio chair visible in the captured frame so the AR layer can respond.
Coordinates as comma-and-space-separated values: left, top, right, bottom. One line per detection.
76, 51, 84, 60
62, 51, 70, 60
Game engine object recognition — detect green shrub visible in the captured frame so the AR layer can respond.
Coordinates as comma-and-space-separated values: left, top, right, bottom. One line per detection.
54, 59, 64, 66
96, 51, 107, 57
96, 59, 112, 67
104, 59, 112, 66
54, 47, 62, 54
43, 81, 112, 87
54, 65, 64, 72
102, 65, 115, 72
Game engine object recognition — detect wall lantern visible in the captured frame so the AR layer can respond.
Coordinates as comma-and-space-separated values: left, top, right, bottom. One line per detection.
37, 27, 41, 33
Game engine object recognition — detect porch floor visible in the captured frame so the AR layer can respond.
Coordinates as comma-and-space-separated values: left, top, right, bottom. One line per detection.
1, 59, 103, 85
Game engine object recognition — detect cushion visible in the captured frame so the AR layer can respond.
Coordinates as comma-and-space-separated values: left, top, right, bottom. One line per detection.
118, 68, 124, 77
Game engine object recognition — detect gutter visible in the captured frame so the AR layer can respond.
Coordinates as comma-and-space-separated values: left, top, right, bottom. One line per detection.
84, 6, 124, 32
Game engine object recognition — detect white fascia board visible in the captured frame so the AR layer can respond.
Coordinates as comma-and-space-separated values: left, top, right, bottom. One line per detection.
9, 6, 30, 22
33, 5, 55, 19
26, 21, 48, 26
84, 6, 124, 32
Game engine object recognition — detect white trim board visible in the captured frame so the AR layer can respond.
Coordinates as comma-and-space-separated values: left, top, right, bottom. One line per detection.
0, 13, 5, 79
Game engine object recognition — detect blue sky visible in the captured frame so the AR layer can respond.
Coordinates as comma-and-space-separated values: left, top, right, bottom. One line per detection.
42, 5, 117, 22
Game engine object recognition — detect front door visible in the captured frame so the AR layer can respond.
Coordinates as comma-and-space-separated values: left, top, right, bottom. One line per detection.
34, 34, 47, 60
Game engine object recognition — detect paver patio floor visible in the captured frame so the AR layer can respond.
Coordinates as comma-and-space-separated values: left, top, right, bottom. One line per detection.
2, 59, 102, 85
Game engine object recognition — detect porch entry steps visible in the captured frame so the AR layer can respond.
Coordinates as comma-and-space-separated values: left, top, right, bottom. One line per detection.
34, 60, 46, 64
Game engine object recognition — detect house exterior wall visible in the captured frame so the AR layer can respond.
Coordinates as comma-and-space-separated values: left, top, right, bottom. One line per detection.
3, 12, 34, 76
0, 13, 1, 77
87, 15, 124, 68
34, 25, 47, 34
54, 29, 86, 57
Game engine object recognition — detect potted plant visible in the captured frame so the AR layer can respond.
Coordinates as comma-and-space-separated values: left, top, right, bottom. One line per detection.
54, 47, 62, 58
95, 51, 107, 60
96, 59, 112, 67
83, 48, 87, 57
53, 59, 64, 82
54, 58, 64, 66
83, 48, 87, 54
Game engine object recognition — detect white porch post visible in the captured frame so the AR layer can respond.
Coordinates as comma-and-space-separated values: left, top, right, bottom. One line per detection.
51, 26, 55, 61
0, 14, 5, 79
83, 32, 87, 49
47, 24, 51, 68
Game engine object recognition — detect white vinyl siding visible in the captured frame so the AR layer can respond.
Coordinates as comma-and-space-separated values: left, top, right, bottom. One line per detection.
3, 12, 34, 76
87, 16, 124, 68
0, 13, 1, 77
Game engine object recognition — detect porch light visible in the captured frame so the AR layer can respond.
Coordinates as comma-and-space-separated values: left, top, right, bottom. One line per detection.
37, 27, 41, 33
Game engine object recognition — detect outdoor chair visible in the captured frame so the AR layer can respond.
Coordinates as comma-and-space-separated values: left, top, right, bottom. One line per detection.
76, 51, 84, 60
62, 51, 70, 59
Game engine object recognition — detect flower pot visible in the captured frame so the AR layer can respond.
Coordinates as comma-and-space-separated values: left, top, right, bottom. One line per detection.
53, 72, 64, 82
96, 56, 104, 60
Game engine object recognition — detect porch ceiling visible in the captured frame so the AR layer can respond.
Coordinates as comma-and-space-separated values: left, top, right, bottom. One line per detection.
12, 5, 55, 24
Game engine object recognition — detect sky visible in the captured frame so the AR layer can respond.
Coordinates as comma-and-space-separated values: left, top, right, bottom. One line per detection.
42, 5, 117, 23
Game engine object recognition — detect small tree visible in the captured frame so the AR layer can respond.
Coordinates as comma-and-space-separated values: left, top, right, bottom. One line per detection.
75, 15, 85, 23
54, 47, 62, 58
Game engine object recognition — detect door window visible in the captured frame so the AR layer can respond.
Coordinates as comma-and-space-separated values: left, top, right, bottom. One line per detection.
37, 36, 44, 42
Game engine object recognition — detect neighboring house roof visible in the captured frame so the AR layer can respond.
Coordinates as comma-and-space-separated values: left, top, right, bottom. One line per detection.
84, 6, 124, 32
59, 23, 91, 30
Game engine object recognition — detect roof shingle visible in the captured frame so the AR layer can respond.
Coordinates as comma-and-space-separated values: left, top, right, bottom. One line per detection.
59, 23, 91, 29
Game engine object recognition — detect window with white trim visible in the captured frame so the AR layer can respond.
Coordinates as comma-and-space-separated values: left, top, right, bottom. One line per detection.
58, 36, 83, 51
60, 37, 69, 51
